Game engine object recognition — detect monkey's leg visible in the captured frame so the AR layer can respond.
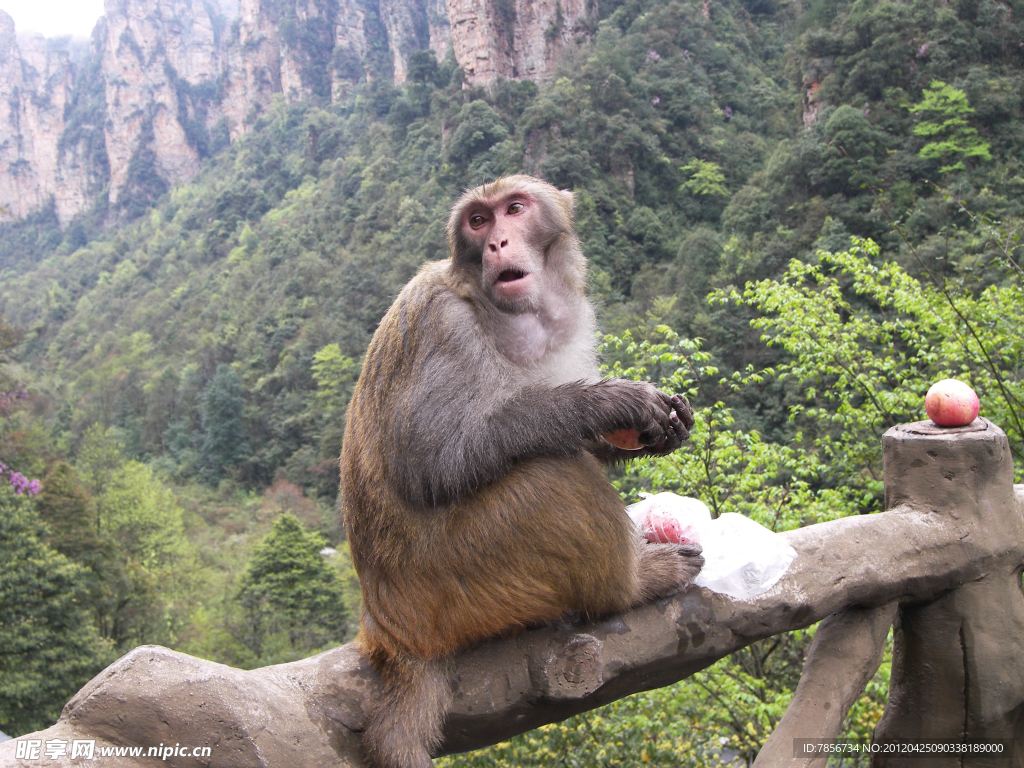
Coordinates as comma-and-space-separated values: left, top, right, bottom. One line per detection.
633, 533, 704, 605
362, 655, 453, 768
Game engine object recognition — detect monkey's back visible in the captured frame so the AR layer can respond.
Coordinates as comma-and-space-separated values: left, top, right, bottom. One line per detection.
341, 263, 638, 663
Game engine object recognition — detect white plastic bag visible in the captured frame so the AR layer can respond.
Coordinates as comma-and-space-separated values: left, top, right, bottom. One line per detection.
626, 492, 797, 600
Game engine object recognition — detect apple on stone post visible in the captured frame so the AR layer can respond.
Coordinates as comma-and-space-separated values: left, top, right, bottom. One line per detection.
924, 378, 980, 427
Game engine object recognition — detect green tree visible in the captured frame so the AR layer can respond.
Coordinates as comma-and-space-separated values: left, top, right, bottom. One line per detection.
0, 315, 15, 364
714, 237, 1023, 479
406, 50, 441, 86
99, 462, 189, 566
816, 105, 884, 195
75, 424, 125, 504
237, 514, 348, 663
95, 461, 196, 648
311, 344, 358, 417
0, 488, 113, 736
142, 365, 181, 455
199, 364, 248, 485
909, 80, 992, 174
36, 461, 100, 563
679, 159, 729, 197
447, 100, 510, 165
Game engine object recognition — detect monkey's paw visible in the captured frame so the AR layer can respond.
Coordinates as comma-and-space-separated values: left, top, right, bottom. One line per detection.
642, 394, 695, 456
635, 541, 704, 603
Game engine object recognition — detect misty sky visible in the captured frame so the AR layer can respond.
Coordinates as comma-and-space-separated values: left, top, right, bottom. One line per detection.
1, 0, 106, 39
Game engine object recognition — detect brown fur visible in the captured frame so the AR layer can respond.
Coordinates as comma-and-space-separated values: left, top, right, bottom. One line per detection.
342, 175, 702, 768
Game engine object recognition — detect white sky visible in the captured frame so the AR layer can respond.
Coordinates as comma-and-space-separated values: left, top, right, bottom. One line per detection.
1, 0, 105, 39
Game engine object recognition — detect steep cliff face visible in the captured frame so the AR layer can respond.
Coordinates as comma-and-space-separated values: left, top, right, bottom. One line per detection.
425, 0, 451, 66
222, 0, 281, 134
379, 0, 429, 83
0, 0, 587, 226
445, 0, 587, 87
332, 0, 370, 100
0, 13, 94, 225
100, 0, 226, 212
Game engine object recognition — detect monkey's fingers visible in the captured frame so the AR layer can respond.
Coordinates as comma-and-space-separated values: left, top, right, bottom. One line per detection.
610, 381, 681, 451
642, 409, 687, 456
671, 394, 695, 433
635, 393, 685, 455
667, 408, 688, 446
676, 542, 705, 583
637, 394, 675, 447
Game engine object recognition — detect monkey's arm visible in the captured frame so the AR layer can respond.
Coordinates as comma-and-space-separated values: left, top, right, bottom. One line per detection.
393, 366, 687, 507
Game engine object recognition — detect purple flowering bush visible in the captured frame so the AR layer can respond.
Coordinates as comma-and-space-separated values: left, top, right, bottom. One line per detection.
0, 388, 41, 495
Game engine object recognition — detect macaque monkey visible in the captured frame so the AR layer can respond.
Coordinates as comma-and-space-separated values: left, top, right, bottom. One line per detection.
341, 175, 703, 768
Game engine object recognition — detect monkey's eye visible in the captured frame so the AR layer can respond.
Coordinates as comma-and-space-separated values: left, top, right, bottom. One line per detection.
507, 202, 525, 215
469, 214, 487, 229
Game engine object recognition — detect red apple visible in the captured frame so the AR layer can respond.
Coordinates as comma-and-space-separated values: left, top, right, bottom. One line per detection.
925, 379, 980, 427
604, 429, 644, 450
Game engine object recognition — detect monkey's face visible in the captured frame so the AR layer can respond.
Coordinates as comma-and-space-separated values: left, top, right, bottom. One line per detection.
458, 190, 549, 313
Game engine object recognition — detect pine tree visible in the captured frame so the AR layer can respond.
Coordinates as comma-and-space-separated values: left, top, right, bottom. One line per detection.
36, 461, 98, 562
237, 514, 348, 663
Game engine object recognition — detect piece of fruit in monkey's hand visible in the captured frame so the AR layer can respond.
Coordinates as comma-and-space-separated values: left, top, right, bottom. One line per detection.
604, 429, 644, 450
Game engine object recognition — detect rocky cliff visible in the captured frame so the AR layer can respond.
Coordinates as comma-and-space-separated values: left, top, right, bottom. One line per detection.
447, 0, 586, 87
99, 0, 223, 213
0, 0, 588, 226
0, 13, 95, 224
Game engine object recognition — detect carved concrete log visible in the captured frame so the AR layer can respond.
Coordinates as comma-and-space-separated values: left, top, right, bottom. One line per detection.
753, 602, 898, 768
1, 419, 1020, 768
872, 420, 1024, 767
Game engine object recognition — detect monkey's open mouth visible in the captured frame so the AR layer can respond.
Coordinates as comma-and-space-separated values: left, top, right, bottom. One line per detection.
496, 269, 528, 283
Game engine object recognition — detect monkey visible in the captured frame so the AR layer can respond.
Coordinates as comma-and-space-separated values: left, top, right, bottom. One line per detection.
341, 175, 703, 768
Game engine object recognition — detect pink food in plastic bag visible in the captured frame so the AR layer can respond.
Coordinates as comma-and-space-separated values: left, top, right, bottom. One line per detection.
638, 509, 701, 546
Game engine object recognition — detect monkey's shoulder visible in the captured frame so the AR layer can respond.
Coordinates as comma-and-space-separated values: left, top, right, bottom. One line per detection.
384, 262, 477, 332
365, 263, 476, 370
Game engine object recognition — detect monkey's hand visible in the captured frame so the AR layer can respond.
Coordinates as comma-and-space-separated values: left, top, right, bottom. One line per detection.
637, 393, 694, 457
589, 386, 694, 463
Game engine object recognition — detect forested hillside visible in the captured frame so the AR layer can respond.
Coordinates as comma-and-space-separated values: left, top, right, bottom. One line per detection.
2, 0, 1023, 759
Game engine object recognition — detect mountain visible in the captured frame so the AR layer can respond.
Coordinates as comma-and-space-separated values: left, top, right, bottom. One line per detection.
0, 0, 586, 225
1, 0, 1022, 497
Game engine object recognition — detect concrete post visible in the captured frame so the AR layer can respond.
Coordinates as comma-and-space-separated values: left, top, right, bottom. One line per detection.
873, 418, 1024, 767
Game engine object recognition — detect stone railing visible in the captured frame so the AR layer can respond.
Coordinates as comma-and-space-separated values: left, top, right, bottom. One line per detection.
2, 418, 1021, 767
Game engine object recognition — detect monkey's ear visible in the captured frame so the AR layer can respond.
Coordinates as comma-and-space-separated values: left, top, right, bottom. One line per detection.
560, 189, 575, 213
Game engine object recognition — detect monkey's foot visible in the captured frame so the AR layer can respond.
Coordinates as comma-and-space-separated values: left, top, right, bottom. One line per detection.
635, 541, 704, 604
